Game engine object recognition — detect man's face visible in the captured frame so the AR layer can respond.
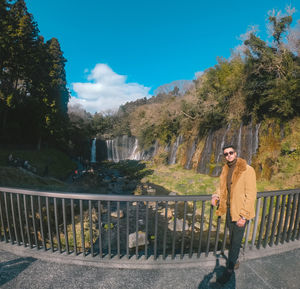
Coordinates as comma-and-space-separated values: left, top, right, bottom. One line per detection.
223, 147, 237, 162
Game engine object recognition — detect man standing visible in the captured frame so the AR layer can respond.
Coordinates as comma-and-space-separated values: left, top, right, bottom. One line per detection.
211, 145, 257, 284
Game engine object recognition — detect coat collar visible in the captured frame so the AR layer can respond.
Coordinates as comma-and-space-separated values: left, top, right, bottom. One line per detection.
224, 158, 247, 186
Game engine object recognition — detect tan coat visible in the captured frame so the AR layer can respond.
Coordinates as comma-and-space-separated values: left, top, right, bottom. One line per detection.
214, 158, 257, 221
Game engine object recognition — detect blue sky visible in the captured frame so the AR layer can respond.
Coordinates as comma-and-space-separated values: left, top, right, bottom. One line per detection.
26, 0, 300, 113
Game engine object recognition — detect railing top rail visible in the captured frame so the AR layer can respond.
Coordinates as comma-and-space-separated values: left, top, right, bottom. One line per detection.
0, 186, 211, 201
0, 186, 299, 201
257, 189, 300, 198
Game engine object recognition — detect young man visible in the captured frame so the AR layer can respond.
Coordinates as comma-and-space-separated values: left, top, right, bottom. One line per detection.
211, 145, 257, 284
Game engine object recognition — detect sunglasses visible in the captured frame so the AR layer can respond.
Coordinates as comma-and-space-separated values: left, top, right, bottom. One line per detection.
224, 151, 235, 157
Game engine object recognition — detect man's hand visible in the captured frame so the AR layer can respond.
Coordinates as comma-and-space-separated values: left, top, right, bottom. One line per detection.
211, 195, 219, 207
236, 218, 246, 227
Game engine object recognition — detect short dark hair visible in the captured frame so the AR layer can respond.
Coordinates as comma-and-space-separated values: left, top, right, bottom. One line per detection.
222, 145, 236, 152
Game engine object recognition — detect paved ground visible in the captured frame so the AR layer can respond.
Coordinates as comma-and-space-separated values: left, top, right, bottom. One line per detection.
0, 242, 300, 289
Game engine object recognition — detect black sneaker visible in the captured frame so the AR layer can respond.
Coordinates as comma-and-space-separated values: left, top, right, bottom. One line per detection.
217, 268, 233, 285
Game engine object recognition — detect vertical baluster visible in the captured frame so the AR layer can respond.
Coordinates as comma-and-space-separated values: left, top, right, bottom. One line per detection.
291, 194, 300, 241
11, 193, 19, 245
281, 194, 292, 243
107, 201, 111, 259
171, 201, 178, 259
251, 198, 261, 249
163, 201, 169, 260
80, 199, 85, 256
117, 201, 120, 259
180, 201, 187, 259
0, 193, 8, 242
154, 201, 158, 260
54, 198, 61, 252
71, 199, 77, 255
89, 200, 94, 257
38, 196, 46, 250
205, 203, 213, 256
214, 216, 221, 255
46, 197, 53, 252
275, 195, 286, 245
257, 197, 267, 249
135, 201, 139, 259
98, 200, 102, 258
243, 219, 252, 252
221, 217, 228, 254
24, 194, 31, 248
4, 192, 12, 244
189, 201, 197, 258
30, 195, 38, 249
126, 201, 129, 259
287, 194, 298, 242
263, 196, 274, 248
145, 201, 149, 259
197, 201, 205, 258
62, 199, 69, 254
269, 195, 281, 246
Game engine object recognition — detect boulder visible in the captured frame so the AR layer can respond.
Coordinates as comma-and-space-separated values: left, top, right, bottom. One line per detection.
110, 210, 124, 218
128, 231, 148, 248
168, 218, 189, 232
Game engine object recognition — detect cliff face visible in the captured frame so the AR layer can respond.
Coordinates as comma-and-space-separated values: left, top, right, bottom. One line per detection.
95, 117, 300, 185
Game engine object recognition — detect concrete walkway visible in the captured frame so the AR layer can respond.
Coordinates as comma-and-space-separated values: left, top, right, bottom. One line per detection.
0, 242, 300, 289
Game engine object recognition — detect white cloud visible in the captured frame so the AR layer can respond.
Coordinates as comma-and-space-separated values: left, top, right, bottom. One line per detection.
69, 64, 151, 113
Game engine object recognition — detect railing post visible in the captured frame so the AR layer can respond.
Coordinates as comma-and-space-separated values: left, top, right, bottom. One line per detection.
292, 193, 300, 241
0, 193, 8, 242
251, 197, 261, 249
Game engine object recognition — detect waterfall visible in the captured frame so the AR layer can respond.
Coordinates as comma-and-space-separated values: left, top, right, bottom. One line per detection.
198, 130, 214, 174
106, 136, 160, 162
129, 138, 141, 160
247, 123, 253, 164
216, 123, 231, 164
169, 135, 183, 165
185, 139, 197, 170
253, 123, 261, 154
91, 138, 96, 163
237, 123, 242, 157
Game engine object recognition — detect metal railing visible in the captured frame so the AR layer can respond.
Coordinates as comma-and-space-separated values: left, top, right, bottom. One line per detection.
0, 187, 299, 261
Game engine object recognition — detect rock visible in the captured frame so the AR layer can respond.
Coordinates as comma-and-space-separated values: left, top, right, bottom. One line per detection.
169, 191, 177, 196
147, 188, 156, 195
168, 218, 189, 232
128, 231, 148, 248
100, 204, 107, 214
148, 202, 157, 209
159, 208, 173, 218
194, 222, 201, 230
110, 210, 124, 218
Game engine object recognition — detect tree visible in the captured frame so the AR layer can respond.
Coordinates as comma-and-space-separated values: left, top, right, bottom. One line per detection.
243, 9, 300, 120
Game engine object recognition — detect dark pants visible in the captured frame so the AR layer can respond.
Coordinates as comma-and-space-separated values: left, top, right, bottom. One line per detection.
226, 209, 246, 270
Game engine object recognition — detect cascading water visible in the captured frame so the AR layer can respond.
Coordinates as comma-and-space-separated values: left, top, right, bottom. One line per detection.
91, 138, 96, 163
169, 135, 183, 165
185, 139, 197, 170
106, 136, 159, 162
237, 123, 242, 157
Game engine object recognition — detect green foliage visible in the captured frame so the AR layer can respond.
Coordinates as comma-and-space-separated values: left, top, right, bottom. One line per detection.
193, 56, 245, 128
243, 11, 299, 121
0, 0, 70, 149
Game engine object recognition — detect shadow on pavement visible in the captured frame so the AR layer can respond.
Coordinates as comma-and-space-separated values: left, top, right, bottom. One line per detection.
0, 257, 37, 286
198, 254, 236, 289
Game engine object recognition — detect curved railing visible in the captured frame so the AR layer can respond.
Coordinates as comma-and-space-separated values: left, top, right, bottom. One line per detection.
0, 187, 299, 261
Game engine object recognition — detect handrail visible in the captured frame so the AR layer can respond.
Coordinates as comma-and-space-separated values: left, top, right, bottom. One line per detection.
0, 186, 299, 200
0, 186, 299, 262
